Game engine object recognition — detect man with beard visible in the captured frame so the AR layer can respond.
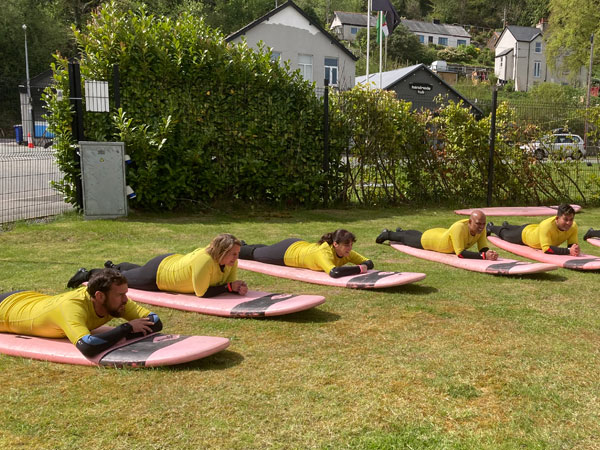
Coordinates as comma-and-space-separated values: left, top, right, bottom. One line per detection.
0, 269, 162, 357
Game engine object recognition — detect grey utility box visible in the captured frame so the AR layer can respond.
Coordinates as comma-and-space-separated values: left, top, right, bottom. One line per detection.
79, 141, 128, 219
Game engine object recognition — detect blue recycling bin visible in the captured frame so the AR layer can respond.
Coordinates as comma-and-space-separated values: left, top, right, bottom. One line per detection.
14, 125, 23, 144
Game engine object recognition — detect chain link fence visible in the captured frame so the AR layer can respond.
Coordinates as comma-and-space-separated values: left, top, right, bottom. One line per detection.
0, 85, 73, 226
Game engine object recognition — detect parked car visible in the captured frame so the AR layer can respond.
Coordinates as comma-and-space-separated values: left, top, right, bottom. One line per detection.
521, 132, 586, 160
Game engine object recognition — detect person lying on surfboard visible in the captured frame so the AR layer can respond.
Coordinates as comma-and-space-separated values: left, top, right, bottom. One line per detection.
0, 269, 162, 357
66, 233, 249, 298
238, 229, 374, 278
376, 210, 499, 260
486, 203, 580, 256
583, 228, 599, 241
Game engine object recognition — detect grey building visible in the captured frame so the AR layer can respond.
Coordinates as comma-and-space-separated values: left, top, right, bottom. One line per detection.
330, 11, 376, 42
355, 64, 482, 117
227, 1, 358, 90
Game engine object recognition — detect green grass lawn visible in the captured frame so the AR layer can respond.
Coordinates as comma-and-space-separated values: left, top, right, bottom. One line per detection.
1, 207, 600, 449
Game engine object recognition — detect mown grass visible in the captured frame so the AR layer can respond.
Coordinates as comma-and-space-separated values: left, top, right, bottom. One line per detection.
1, 206, 600, 449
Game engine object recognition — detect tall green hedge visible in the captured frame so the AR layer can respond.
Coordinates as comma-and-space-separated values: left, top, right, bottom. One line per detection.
47, 2, 328, 210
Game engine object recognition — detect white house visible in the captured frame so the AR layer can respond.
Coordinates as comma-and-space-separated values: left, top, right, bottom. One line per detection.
227, 1, 358, 90
494, 22, 587, 92
331, 13, 470, 47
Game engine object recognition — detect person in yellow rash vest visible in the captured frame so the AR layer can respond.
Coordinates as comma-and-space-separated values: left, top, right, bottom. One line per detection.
0, 269, 162, 357
486, 203, 580, 256
239, 229, 374, 278
375, 210, 499, 260
66, 234, 248, 297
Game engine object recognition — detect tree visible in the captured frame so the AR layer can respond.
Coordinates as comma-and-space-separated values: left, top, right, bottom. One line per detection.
545, 0, 600, 80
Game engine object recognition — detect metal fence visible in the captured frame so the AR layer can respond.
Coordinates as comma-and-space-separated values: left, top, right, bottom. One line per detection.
0, 85, 73, 226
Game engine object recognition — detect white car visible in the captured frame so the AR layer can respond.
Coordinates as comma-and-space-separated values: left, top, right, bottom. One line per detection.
521, 133, 586, 160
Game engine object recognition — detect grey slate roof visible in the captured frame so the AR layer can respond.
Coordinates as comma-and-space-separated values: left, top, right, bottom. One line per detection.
401, 19, 471, 38
332, 11, 377, 27
505, 25, 541, 42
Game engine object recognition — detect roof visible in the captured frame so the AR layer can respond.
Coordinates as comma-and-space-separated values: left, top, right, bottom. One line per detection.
495, 47, 513, 58
401, 19, 471, 38
355, 65, 423, 90
226, 0, 357, 61
355, 63, 483, 116
503, 25, 541, 42
332, 11, 377, 27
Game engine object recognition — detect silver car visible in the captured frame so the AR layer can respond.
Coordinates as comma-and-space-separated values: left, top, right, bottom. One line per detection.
521, 133, 586, 160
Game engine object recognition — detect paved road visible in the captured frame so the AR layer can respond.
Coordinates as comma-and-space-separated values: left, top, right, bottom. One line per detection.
0, 141, 73, 224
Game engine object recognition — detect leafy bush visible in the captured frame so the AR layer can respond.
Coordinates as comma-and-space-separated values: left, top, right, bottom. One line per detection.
46, 1, 328, 210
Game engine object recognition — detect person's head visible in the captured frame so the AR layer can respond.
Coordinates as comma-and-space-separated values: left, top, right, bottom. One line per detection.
87, 268, 129, 317
206, 233, 242, 266
319, 229, 357, 257
468, 210, 487, 236
555, 203, 576, 231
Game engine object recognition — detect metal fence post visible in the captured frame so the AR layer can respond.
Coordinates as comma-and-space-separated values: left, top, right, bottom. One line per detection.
113, 64, 120, 109
68, 62, 85, 209
323, 78, 330, 206
487, 85, 498, 207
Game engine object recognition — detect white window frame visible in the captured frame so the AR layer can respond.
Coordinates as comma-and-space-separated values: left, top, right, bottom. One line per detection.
457, 39, 467, 46
535, 42, 542, 53
324, 57, 339, 86
438, 37, 448, 46
298, 54, 313, 82
533, 60, 541, 78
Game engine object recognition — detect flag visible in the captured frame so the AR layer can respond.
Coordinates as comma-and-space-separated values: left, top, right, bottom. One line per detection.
371, 0, 400, 35
376, 12, 388, 44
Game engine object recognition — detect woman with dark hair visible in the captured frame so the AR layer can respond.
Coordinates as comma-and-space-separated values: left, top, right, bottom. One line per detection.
66, 233, 248, 297
239, 229, 374, 278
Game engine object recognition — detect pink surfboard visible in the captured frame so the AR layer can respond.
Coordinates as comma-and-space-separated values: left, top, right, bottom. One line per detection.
587, 238, 600, 248
125, 288, 325, 318
488, 236, 600, 270
389, 242, 558, 274
0, 326, 230, 367
237, 260, 426, 288
455, 205, 582, 216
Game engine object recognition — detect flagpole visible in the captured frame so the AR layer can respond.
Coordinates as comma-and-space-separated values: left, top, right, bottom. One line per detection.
379, 11, 383, 89
366, 0, 371, 87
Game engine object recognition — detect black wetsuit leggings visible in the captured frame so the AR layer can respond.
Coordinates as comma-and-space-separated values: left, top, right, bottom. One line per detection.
387, 230, 424, 249
492, 224, 528, 245
239, 238, 302, 266
97, 254, 173, 291
0, 291, 25, 303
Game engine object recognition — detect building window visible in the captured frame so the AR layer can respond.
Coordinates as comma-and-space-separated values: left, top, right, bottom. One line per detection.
457, 39, 467, 46
270, 51, 281, 62
438, 37, 448, 46
351, 27, 358, 35
418, 34, 424, 43
428, 36, 433, 44
298, 54, 313, 82
535, 42, 542, 53
534, 61, 541, 78
324, 57, 338, 86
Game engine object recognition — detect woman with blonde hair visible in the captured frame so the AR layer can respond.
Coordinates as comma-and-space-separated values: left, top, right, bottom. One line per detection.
66, 233, 248, 297
239, 229, 373, 278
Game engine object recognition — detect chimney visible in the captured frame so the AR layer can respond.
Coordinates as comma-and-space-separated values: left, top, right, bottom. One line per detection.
536, 18, 548, 33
